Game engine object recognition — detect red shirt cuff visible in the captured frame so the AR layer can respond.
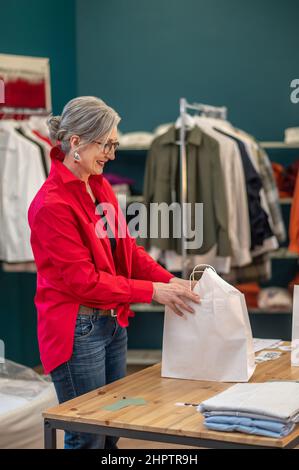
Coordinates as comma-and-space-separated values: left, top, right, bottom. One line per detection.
129, 279, 154, 303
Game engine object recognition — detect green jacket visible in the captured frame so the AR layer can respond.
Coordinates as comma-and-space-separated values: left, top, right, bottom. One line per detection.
141, 125, 231, 256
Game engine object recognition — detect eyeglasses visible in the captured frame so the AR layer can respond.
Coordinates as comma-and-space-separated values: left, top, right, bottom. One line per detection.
93, 139, 120, 155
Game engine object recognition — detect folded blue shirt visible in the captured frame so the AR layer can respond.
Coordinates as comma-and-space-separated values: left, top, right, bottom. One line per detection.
204, 416, 295, 438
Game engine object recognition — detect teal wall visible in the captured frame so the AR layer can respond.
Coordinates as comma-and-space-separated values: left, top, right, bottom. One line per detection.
0, 0, 77, 113
76, 0, 299, 140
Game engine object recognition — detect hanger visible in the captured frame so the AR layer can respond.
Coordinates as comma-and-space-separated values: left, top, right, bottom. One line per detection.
175, 112, 195, 130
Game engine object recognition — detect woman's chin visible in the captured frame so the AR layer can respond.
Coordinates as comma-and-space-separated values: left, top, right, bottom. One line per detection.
92, 165, 104, 175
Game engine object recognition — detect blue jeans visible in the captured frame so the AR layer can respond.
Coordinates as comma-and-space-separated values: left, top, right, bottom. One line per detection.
50, 313, 127, 449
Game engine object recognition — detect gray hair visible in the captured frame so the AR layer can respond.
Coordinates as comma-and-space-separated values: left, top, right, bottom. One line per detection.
47, 96, 121, 153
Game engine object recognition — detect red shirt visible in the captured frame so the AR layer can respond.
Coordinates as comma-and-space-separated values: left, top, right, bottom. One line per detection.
28, 146, 174, 374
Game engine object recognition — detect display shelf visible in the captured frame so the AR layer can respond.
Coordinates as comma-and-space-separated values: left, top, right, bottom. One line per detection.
131, 303, 292, 315
118, 146, 149, 151
131, 303, 164, 313
260, 142, 299, 149
125, 195, 144, 204
127, 349, 161, 365
118, 141, 299, 151
248, 308, 292, 315
270, 248, 299, 259
280, 198, 293, 205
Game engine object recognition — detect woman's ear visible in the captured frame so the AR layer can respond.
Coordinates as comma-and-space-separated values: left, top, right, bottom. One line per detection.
69, 135, 80, 150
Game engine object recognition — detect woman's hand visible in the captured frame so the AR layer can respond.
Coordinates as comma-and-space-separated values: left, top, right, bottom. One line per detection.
152, 280, 200, 317
169, 276, 198, 290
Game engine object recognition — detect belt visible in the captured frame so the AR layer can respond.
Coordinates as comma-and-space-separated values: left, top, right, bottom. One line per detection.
78, 305, 117, 317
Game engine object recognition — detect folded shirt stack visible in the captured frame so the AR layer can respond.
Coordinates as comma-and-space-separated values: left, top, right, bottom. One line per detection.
198, 382, 299, 438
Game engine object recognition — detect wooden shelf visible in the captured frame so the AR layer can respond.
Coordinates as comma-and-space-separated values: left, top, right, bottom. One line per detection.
131, 303, 292, 315
270, 248, 299, 259
118, 146, 148, 151
126, 195, 144, 204
249, 308, 292, 315
280, 198, 293, 205
260, 142, 299, 149
118, 141, 299, 151
131, 303, 164, 313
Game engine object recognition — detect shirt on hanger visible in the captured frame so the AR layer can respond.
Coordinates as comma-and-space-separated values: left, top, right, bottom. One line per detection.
214, 128, 273, 250
16, 127, 48, 178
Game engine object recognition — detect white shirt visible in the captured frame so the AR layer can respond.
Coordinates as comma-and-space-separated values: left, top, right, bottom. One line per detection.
0, 122, 46, 262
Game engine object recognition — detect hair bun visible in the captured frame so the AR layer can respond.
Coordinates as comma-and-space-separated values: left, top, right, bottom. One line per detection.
47, 115, 64, 142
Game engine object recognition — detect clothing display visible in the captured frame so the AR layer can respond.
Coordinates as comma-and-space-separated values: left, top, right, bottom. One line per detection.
119, 131, 154, 149
235, 283, 261, 308
257, 287, 293, 311
203, 415, 294, 438
215, 128, 273, 250
199, 381, 299, 421
272, 159, 299, 198
142, 125, 231, 257
250, 145, 286, 243
222, 253, 271, 284
0, 54, 51, 113
280, 160, 299, 197
142, 117, 284, 281
198, 382, 299, 438
0, 119, 50, 263
285, 127, 299, 144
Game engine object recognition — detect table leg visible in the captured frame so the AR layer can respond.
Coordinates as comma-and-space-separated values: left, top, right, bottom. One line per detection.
44, 419, 57, 449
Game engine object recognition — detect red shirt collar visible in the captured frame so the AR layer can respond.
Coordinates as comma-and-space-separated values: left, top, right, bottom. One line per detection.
50, 145, 103, 186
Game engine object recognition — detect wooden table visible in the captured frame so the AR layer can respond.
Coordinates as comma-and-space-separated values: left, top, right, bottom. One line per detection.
43, 346, 299, 449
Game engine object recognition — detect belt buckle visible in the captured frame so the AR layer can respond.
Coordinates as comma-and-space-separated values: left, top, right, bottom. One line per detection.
110, 309, 117, 318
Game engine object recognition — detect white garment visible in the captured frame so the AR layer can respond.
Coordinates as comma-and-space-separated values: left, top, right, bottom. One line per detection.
148, 246, 230, 274
210, 121, 279, 257
285, 127, 299, 144
153, 122, 173, 137
20, 123, 51, 174
199, 382, 299, 423
194, 116, 252, 268
257, 288, 293, 311
119, 132, 154, 149
28, 116, 50, 138
0, 122, 46, 262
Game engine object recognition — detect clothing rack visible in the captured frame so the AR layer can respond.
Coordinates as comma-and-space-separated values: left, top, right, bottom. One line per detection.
179, 97, 228, 278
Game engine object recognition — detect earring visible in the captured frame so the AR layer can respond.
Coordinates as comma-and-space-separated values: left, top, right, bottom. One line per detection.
74, 151, 81, 162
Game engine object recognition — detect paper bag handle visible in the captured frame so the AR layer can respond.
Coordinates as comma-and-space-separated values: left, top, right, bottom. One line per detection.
189, 264, 216, 291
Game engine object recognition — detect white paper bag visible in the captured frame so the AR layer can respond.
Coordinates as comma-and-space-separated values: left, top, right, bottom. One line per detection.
161, 266, 256, 382
291, 285, 299, 366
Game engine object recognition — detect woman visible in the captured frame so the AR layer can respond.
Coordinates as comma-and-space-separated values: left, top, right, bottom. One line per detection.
28, 96, 200, 449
